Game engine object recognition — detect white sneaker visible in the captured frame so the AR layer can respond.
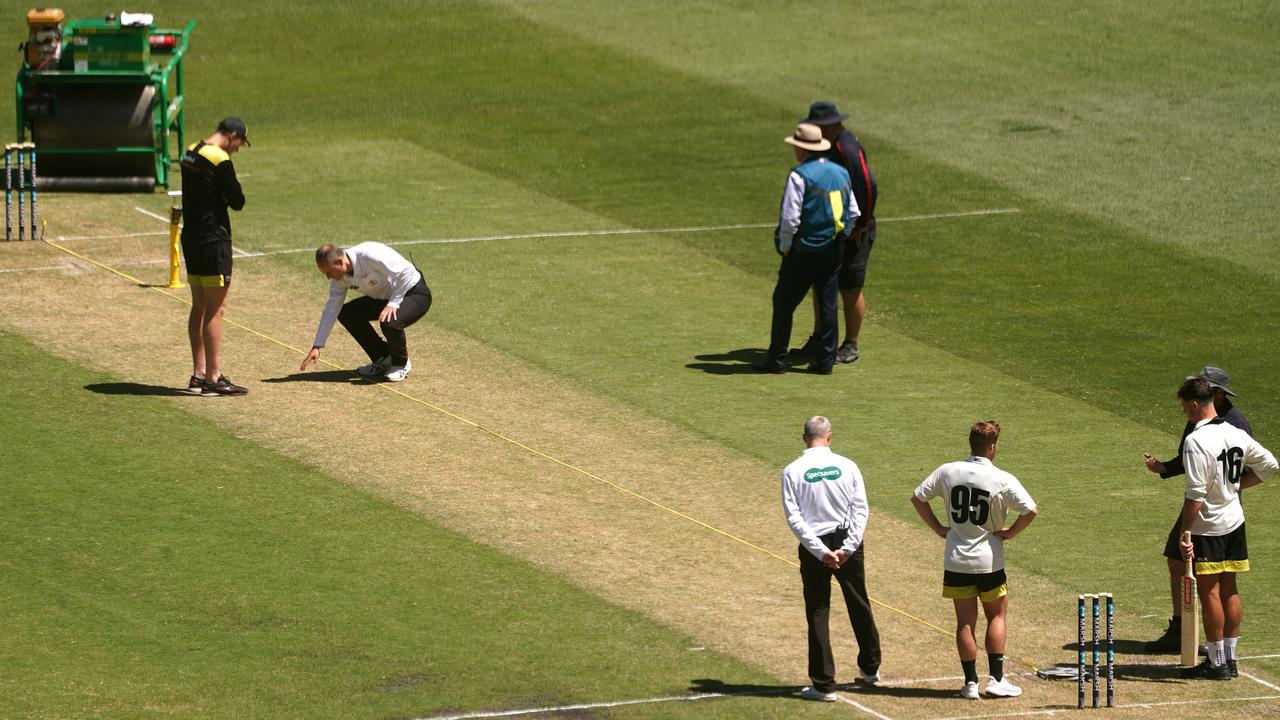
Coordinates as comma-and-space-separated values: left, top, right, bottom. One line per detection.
855, 670, 880, 685
799, 686, 837, 702
383, 359, 412, 382
960, 681, 980, 699
356, 356, 391, 377
984, 677, 1022, 698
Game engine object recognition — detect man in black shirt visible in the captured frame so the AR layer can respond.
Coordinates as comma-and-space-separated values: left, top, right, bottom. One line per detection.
179, 117, 249, 397
791, 102, 878, 365
1142, 366, 1252, 657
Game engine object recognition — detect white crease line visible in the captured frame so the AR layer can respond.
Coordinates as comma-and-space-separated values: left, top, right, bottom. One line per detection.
0, 257, 169, 274
417, 691, 741, 719
1242, 671, 1280, 692
926, 694, 1280, 720
12, 207, 1019, 275
53, 230, 170, 242
154, 207, 1022, 260
134, 206, 171, 223
1242, 654, 1280, 660
838, 694, 895, 720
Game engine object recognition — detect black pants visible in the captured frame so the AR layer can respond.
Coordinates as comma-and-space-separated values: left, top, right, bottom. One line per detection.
338, 276, 432, 366
768, 245, 840, 369
799, 530, 881, 693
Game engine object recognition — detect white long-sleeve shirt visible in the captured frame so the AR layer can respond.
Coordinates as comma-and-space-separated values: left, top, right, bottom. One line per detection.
1183, 417, 1277, 535
781, 445, 869, 559
312, 242, 422, 348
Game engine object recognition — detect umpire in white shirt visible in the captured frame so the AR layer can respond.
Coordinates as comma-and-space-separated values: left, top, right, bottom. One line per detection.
781, 416, 881, 702
300, 242, 433, 382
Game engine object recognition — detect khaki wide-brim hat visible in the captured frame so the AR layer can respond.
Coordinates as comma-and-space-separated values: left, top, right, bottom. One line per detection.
784, 122, 830, 152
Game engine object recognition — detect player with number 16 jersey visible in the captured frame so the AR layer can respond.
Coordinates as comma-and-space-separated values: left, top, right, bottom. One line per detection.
914, 455, 1036, 574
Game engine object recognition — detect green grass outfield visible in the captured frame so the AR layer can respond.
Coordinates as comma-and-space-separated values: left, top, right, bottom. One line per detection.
2, 0, 1279, 717
0, 332, 849, 719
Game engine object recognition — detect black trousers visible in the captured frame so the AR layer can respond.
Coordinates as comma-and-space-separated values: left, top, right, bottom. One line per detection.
768, 245, 840, 369
799, 530, 881, 693
338, 276, 432, 366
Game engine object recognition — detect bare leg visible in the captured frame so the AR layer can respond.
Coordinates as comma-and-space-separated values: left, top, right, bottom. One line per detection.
194, 285, 230, 381
954, 597, 979, 661
1220, 573, 1241, 639
189, 286, 206, 377
981, 594, 1008, 653
1168, 557, 1182, 619
1197, 573, 1225, 642
844, 288, 865, 343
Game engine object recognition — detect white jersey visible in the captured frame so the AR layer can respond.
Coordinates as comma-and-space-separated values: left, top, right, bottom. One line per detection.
1182, 417, 1277, 536
913, 456, 1036, 573
781, 446, 869, 560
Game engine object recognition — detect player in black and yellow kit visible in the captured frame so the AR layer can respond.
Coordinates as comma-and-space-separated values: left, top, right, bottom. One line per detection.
180, 117, 249, 396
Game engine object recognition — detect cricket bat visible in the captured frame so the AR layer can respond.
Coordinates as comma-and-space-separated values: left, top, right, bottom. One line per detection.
1181, 531, 1199, 667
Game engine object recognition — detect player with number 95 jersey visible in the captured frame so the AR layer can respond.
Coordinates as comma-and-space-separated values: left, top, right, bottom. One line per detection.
914, 440, 1036, 575
911, 421, 1037, 700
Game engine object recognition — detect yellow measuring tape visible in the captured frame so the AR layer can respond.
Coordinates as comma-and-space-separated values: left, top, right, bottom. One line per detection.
45, 239, 1045, 668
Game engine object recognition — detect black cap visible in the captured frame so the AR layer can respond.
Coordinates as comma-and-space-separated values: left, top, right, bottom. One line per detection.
217, 116, 251, 146
803, 101, 849, 126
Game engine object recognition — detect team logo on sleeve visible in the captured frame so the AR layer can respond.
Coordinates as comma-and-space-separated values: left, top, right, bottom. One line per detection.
804, 466, 843, 483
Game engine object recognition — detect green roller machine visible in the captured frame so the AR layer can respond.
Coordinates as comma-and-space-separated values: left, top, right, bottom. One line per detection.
15, 9, 195, 191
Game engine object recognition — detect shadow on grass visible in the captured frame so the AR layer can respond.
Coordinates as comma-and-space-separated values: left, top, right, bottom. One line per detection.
688, 678, 796, 699
687, 348, 810, 375
1058, 639, 1149, 655
84, 382, 191, 397
260, 370, 366, 384
843, 683, 964, 699
1038, 660, 1185, 685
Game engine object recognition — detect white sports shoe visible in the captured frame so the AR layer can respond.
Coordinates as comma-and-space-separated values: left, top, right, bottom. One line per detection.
799, 686, 837, 702
855, 670, 880, 685
383, 359, 412, 382
960, 681, 980, 699
356, 356, 391, 377
984, 677, 1022, 698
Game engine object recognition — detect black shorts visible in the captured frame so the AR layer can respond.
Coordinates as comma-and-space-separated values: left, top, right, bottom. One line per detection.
838, 221, 875, 290
1166, 520, 1249, 574
182, 239, 232, 287
943, 568, 1008, 601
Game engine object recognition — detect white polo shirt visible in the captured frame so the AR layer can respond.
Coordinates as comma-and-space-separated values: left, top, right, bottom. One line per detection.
781, 445, 869, 560
1182, 417, 1277, 535
312, 242, 422, 348
913, 456, 1036, 573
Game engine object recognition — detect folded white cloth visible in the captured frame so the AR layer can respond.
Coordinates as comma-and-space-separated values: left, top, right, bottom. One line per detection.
120, 12, 154, 27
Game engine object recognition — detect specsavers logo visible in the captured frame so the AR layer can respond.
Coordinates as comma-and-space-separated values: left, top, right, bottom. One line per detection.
804, 466, 842, 483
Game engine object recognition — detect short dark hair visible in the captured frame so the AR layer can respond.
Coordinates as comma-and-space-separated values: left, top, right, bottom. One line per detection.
1178, 377, 1214, 403
315, 244, 343, 264
969, 421, 1000, 454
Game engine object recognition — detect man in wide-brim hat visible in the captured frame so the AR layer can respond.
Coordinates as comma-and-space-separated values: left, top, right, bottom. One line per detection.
752, 123, 857, 375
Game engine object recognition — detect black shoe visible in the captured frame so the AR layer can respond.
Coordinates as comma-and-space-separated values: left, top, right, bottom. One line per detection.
836, 340, 860, 364
1228, 659, 1238, 678
183, 375, 205, 395
751, 358, 788, 374
1179, 658, 1232, 680
788, 336, 820, 360
201, 375, 249, 397
1144, 617, 1180, 653
809, 363, 833, 375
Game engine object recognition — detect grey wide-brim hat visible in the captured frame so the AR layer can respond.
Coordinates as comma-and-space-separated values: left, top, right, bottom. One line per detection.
1187, 366, 1238, 397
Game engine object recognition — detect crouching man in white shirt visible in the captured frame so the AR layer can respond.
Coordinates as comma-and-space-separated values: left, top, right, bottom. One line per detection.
912, 421, 1037, 700
301, 243, 433, 382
